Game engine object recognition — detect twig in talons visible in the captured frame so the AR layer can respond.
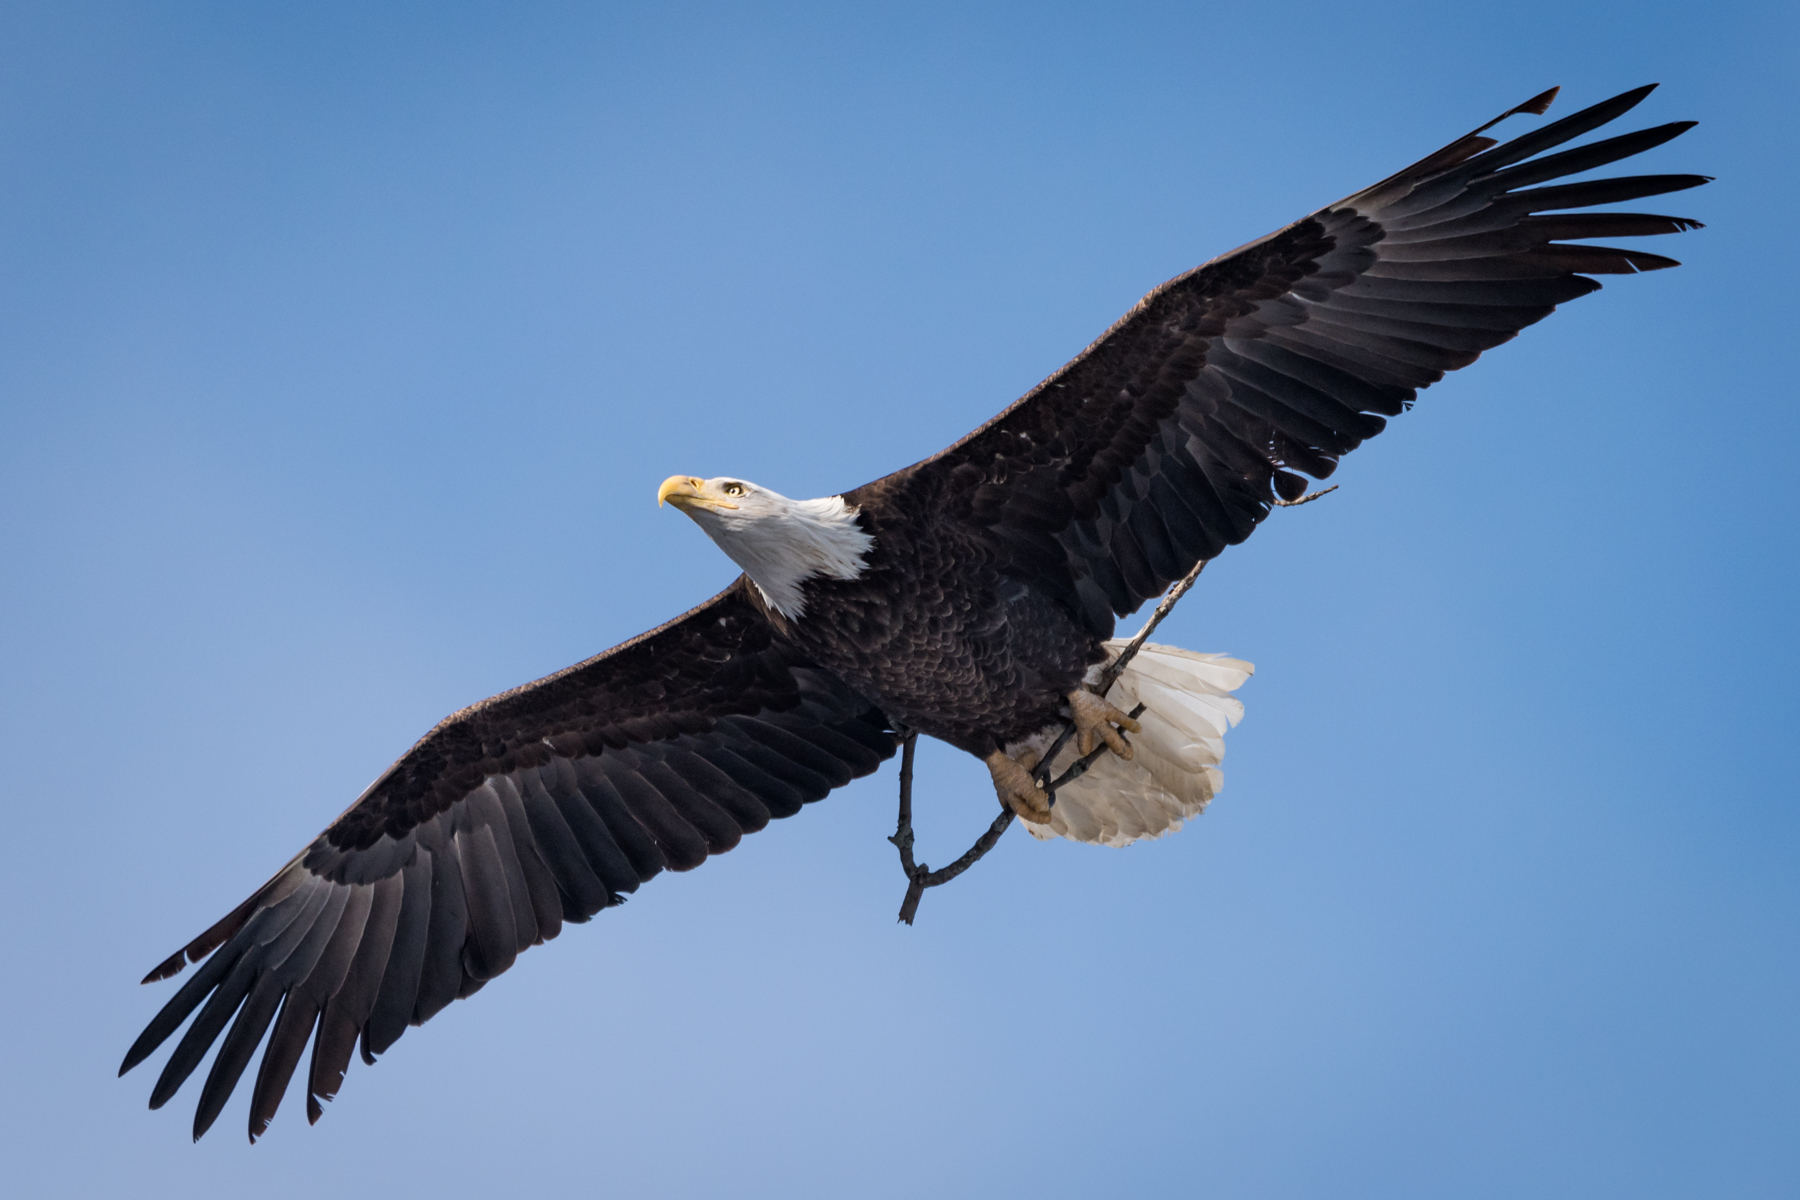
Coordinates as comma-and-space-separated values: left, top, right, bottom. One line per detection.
1030, 725, 1079, 792
898, 808, 1016, 925
887, 731, 930, 923
1271, 483, 1338, 508
898, 871, 927, 926
1094, 557, 1210, 698
891, 484, 1333, 923
889, 730, 1018, 925
888, 729, 917, 860
1045, 702, 1147, 796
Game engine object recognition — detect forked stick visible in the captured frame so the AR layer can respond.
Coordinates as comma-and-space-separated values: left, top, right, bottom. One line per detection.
888, 484, 1336, 924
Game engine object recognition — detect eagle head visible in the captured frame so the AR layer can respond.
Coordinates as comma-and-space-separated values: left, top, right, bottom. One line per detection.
657, 475, 873, 620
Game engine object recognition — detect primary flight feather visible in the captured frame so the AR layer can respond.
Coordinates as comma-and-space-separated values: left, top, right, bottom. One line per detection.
123, 84, 1706, 1141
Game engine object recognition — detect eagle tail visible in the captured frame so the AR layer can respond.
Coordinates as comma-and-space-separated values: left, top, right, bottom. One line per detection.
1018, 642, 1253, 848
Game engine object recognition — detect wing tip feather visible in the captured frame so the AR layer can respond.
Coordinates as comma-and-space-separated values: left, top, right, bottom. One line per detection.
141, 950, 190, 985
1471, 84, 1563, 137
1518, 85, 1561, 116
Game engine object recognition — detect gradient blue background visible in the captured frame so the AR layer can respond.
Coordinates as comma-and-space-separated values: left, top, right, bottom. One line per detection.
2, 2, 1794, 1196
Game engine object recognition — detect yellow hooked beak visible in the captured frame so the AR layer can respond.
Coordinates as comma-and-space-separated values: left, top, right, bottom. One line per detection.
657, 475, 737, 512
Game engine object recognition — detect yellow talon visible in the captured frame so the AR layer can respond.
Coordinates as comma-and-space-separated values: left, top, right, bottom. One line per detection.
985, 750, 1051, 823
1068, 691, 1138, 760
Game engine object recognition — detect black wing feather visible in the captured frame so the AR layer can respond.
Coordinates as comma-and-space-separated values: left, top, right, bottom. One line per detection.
513, 771, 612, 919
572, 760, 669, 881
361, 853, 432, 1059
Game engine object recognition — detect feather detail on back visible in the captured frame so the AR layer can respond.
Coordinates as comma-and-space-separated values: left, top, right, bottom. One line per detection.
1008, 642, 1253, 847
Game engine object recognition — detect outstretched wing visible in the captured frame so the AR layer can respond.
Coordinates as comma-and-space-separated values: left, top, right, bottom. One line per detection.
121, 578, 894, 1141
853, 84, 1707, 635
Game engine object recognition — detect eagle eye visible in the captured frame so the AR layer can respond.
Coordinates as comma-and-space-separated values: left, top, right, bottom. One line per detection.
722, 482, 745, 497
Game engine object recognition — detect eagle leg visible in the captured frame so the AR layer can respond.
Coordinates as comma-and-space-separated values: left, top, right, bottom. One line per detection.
984, 748, 1051, 824
1068, 690, 1140, 759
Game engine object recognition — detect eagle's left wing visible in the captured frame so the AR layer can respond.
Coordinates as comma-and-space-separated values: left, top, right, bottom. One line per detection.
121, 579, 893, 1141
852, 85, 1706, 635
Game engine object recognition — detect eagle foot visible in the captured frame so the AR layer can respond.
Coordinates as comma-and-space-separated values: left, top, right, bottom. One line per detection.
1068, 690, 1140, 759
985, 749, 1051, 824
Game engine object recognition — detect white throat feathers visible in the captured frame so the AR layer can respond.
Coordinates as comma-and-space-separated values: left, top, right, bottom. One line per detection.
659, 476, 874, 619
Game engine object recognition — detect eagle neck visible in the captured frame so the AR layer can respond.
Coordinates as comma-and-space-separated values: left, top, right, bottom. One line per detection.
705, 495, 873, 621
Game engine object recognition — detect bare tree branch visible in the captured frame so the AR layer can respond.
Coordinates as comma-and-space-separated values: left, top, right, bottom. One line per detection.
889, 486, 1337, 924
885, 559, 1199, 927
888, 731, 1016, 925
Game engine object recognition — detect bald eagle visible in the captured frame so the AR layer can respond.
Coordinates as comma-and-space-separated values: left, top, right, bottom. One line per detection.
123, 84, 1704, 1141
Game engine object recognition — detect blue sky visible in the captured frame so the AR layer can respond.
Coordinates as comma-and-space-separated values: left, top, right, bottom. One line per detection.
2, 2, 1795, 1196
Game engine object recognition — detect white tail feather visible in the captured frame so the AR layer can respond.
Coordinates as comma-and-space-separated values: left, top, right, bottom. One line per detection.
1006, 641, 1253, 848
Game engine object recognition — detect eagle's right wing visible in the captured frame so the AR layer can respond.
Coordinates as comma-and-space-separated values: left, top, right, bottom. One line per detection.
121, 578, 894, 1141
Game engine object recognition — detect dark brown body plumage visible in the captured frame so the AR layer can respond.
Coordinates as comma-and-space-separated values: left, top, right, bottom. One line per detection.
122, 86, 1706, 1142
771, 486, 1101, 757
